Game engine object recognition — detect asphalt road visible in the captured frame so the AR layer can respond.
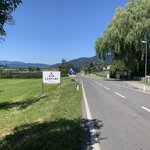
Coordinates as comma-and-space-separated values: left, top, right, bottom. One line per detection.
79, 75, 150, 150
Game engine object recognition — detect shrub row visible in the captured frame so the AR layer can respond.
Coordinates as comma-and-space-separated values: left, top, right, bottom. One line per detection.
0, 72, 42, 79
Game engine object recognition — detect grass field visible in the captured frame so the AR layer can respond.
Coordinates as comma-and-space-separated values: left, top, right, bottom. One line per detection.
87, 71, 109, 78
0, 78, 82, 150
139, 81, 150, 86
93, 71, 109, 78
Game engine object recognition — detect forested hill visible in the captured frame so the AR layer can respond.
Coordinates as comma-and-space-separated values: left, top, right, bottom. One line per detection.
50, 55, 112, 68
0, 55, 112, 68
0, 60, 50, 68
49, 56, 101, 68
69, 56, 100, 67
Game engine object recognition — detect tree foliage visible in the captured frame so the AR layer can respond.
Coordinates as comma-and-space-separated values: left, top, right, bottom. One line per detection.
95, 0, 150, 76
0, 0, 22, 38
59, 59, 74, 77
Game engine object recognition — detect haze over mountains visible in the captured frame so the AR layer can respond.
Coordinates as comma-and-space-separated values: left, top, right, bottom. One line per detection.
0, 60, 50, 68
0, 55, 112, 68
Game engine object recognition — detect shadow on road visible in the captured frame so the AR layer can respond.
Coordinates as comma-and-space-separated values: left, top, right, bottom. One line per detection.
81, 119, 107, 150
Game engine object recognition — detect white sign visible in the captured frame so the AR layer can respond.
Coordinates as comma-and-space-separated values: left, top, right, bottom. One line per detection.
43, 71, 61, 84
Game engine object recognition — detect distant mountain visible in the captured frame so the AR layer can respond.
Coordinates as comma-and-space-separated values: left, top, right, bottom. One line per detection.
68, 56, 100, 67
0, 55, 112, 68
0, 60, 50, 68
49, 57, 100, 68
50, 54, 112, 68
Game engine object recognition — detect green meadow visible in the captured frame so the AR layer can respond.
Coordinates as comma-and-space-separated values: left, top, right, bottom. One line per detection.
0, 78, 82, 150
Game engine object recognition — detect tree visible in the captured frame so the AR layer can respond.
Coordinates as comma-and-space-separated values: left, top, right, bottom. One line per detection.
88, 62, 94, 73
62, 59, 67, 64
59, 59, 74, 77
36, 67, 40, 71
29, 67, 33, 72
0, 0, 22, 38
95, 0, 150, 77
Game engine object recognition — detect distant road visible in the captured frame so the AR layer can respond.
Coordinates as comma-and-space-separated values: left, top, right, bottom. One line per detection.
79, 75, 150, 150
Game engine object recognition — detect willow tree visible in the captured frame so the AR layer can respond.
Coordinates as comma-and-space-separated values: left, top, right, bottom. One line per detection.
95, 0, 150, 76
0, 0, 22, 38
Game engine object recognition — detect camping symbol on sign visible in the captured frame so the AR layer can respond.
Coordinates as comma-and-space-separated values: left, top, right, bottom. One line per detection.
49, 73, 54, 77
43, 71, 61, 84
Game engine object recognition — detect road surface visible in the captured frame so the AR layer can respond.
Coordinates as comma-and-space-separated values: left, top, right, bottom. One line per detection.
79, 75, 150, 150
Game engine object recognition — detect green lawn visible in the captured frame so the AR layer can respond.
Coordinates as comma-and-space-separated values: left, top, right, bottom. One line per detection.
0, 78, 82, 150
94, 71, 109, 78
87, 71, 109, 78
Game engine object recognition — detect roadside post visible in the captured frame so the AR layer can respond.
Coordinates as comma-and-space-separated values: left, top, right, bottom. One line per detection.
42, 79, 44, 93
42, 71, 61, 93
144, 40, 147, 92
76, 83, 79, 91
141, 33, 149, 92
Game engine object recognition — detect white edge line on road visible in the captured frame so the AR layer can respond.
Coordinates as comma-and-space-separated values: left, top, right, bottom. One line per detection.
104, 86, 110, 90
82, 81, 92, 119
114, 92, 126, 99
141, 106, 150, 112
81, 80, 101, 150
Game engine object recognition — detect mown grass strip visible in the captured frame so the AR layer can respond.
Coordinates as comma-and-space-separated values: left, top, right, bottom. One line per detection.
93, 71, 109, 78
0, 78, 82, 150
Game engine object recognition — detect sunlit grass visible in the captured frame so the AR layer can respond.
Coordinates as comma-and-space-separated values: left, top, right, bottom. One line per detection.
139, 80, 150, 86
0, 78, 82, 150
86, 71, 109, 78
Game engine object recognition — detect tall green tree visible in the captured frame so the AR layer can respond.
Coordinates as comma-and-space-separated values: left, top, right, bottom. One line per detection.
0, 0, 22, 38
95, 0, 150, 76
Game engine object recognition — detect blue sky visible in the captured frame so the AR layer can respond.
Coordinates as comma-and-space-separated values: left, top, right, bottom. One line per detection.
0, 0, 128, 65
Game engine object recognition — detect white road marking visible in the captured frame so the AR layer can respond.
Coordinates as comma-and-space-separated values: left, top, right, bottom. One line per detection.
82, 81, 92, 119
92, 79, 111, 90
99, 83, 102, 86
141, 106, 150, 112
91, 79, 103, 87
92, 80, 98, 84
81, 80, 101, 150
104, 86, 110, 90
114, 92, 126, 99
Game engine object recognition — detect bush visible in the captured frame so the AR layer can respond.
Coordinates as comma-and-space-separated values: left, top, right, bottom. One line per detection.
0, 69, 12, 78
109, 70, 116, 78
12, 72, 42, 79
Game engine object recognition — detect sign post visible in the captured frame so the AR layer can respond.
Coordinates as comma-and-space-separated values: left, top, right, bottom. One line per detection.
42, 80, 44, 93
68, 68, 77, 81
42, 71, 61, 93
